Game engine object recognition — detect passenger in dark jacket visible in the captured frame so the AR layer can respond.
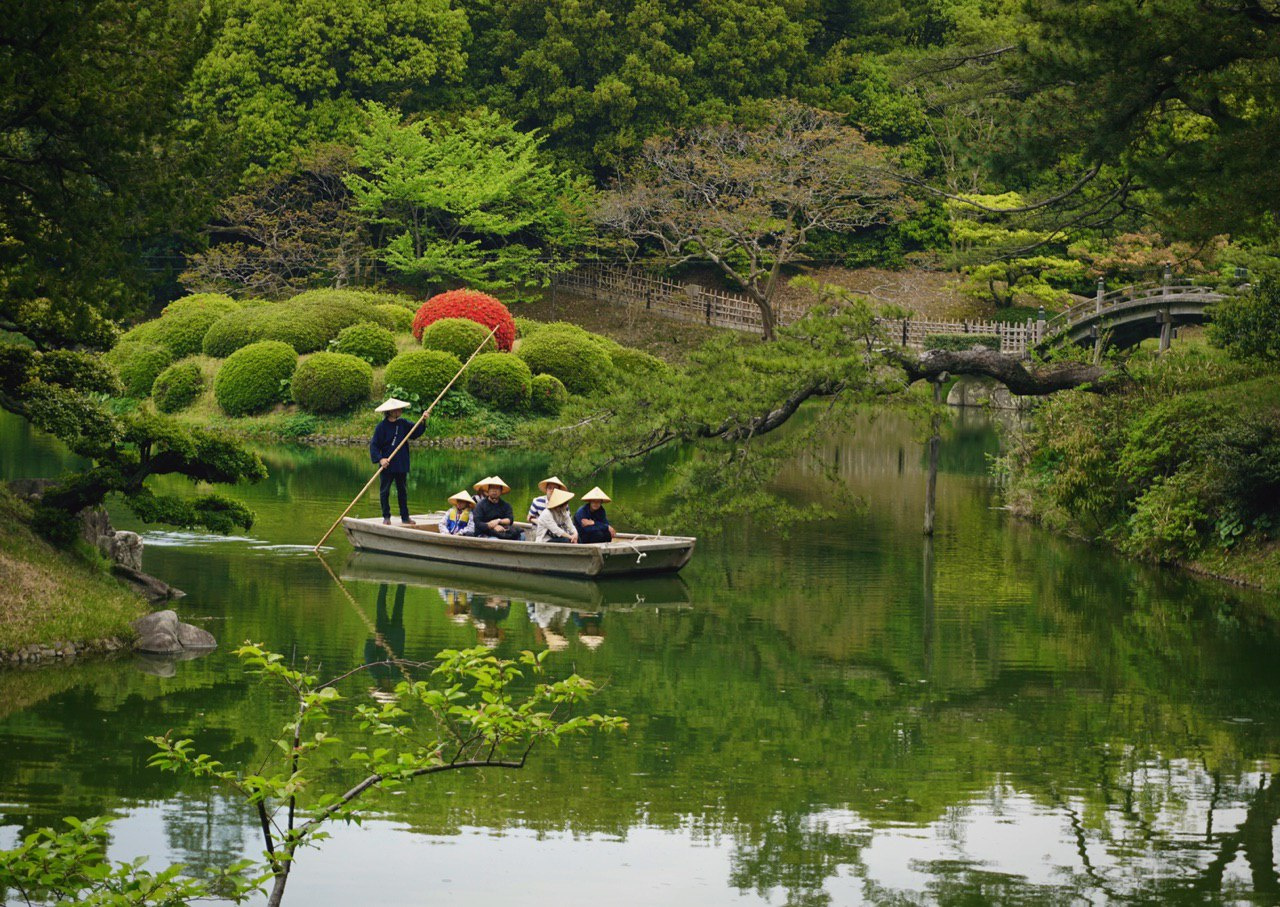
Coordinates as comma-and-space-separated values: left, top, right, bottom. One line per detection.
472, 476, 524, 540
574, 487, 616, 544
369, 398, 426, 524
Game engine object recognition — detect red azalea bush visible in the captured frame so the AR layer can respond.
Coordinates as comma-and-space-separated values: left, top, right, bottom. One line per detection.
410, 290, 516, 351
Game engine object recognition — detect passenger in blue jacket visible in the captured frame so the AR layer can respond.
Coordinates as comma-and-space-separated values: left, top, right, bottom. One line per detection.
574, 487, 616, 544
369, 398, 426, 525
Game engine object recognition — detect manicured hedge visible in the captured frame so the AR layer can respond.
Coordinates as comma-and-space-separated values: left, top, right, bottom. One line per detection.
515, 329, 612, 396
411, 289, 516, 351
530, 373, 568, 415
334, 322, 397, 366
924, 333, 1001, 352
214, 341, 297, 416
147, 307, 229, 357
374, 303, 414, 333
161, 293, 240, 319
466, 353, 532, 411
421, 317, 496, 360
535, 321, 620, 353
151, 360, 205, 413
107, 341, 173, 397
383, 349, 462, 405
203, 305, 329, 357
609, 347, 672, 380
514, 316, 543, 340
291, 352, 373, 414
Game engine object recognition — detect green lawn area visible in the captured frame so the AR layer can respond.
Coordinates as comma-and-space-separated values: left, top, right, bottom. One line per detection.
0, 490, 146, 651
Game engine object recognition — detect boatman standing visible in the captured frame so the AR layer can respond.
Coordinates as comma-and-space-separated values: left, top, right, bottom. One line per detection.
369, 398, 426, 525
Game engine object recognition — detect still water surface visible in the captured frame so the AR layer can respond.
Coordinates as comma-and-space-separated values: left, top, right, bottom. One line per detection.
3, 410, 1280, 905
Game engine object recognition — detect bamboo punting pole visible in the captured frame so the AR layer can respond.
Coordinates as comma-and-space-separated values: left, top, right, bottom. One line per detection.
313, 324, 499, 552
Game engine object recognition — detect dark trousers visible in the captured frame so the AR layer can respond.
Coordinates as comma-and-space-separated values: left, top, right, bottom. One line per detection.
379, 472, 410, 521
478, 525, 524, 540
579, 526, 611, 544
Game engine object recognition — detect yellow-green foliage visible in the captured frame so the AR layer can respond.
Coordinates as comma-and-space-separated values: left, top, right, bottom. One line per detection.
374, 303, 414, 333
516, 327, 612, 395
466, 352, 532, 410
421, 317, 496, 360
214, 341, 298, 416
106, 341, 173, 396
530, 373, 567, 415
151, 360, 205, 413
333, 322, 397, 366
291, 352, 374, 413
383, 349, 462, 404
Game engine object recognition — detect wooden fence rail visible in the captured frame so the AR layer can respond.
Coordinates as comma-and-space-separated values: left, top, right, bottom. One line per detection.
554, 264, 1047, 356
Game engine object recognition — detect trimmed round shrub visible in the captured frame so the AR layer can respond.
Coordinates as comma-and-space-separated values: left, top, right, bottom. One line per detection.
421, 317, 497, 360
530, 373, 568, 415
214, 341, 297, 416
147, 307, 228, 357
291, 352, 373, 414
117, 321, 160, 345
151, 360, 205, 413
161, 293, 240, 319
514, 316, 543, 340
334, 321, 397, 366
203, 306, 329, 357
515, 329, 612, 396
609, 347, 672, 380
372, 303, 414, 333
107, 341, 173, 397
383, 349, 462, 405
411, 289, 516, 351
466, 353, 532, 411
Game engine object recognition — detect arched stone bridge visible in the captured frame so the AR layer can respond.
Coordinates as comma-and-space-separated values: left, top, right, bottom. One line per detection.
1042, 278, 1228, 353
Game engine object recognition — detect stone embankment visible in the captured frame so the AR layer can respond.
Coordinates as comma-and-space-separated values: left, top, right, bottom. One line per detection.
4, 638, 129, 665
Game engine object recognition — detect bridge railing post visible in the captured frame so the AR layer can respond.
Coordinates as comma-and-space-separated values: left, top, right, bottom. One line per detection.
1096, 276, 1105, 314
1163, 264, 1172, 297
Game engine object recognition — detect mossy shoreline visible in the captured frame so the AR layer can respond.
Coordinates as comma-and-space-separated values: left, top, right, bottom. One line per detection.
0, 490, 145, 658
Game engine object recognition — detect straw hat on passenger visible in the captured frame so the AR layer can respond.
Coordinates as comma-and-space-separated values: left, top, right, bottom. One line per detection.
374, 397, 412, 413
581, 487, 612, 503
546, 488, 575, 510
481, 475, 511, 494
447, 490, 474, 510
538, 476, 567, 493
472, 476, 495, 491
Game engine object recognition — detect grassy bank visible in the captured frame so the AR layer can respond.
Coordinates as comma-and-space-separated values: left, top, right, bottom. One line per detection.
1003, 343, 1280, 593
0, 490, 146, 652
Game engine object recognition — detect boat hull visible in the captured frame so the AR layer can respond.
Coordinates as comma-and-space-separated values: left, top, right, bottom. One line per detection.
341, 514, 694, 578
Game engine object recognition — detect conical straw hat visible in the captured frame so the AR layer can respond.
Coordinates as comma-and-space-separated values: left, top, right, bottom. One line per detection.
374, 397, 412, 413
581, 486, 612, 503
447, 490, 474, 509
472, 476, 495, 491
538, 475, 567, 493
479, 475, 511, 494
546, 488, 576, 510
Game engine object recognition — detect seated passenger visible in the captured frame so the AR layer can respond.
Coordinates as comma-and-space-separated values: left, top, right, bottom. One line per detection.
439, 490, 476, 536
534, 488, 578, 544
528, 476, 568, 523
573, 487, 616, 544
472, 476, 524, 540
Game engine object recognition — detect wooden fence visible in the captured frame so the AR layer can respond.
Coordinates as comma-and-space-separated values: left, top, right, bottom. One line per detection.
554, 264, 1047, 356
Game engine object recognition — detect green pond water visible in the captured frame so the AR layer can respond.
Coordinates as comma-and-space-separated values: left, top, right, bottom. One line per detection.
3, 409, 1280, 905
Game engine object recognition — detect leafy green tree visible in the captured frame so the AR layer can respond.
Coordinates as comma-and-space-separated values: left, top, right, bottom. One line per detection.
186, 0, 468, 178
345, 105, 593, 291
944, 192, 1086, 309
1, 0, 218, 351
1013, 0, 1280, 236
598, 101, 905, 339
182, 146, 370, 298
1211, 277, 1280, 363
461, 0, 811, 170
150, 643, 625, 907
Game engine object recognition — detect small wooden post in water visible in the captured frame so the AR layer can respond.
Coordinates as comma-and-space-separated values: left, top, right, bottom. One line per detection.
923, 377, 944, 537
313, 325, 499, 552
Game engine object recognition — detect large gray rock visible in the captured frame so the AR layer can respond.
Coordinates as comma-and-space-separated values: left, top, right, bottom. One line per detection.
105, 531, 144, 571
131, 610, 216, 655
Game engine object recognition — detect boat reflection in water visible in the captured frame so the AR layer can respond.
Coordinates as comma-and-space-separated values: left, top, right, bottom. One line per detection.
343, 551, 692, 652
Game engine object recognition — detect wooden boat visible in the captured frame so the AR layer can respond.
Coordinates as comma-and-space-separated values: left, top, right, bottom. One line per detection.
341, 513, 695, 578
341, 551, 692, 610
